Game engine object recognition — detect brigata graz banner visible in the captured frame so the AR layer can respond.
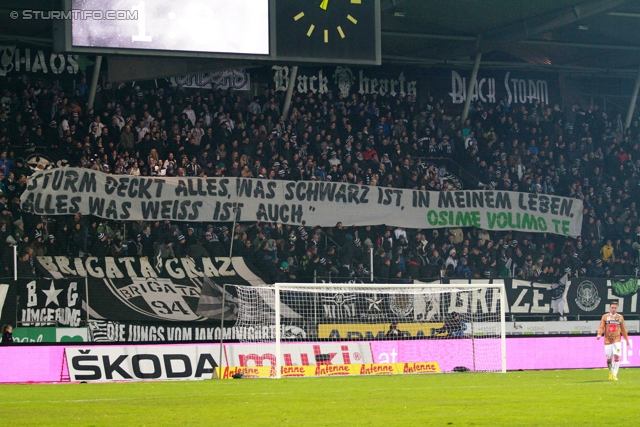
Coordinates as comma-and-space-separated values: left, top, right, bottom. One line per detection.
310, 277, 640, 340
18, 278, 86, 327
21, 169, 583, 236
34, 256, 267, 326
447, 277, 640, 317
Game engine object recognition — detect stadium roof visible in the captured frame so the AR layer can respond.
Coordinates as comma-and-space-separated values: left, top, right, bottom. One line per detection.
3, 0, 640, 78
380, 0, 640, 74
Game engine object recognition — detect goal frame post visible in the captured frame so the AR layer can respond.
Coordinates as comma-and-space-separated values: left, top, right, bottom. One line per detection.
274, 282, 507, 377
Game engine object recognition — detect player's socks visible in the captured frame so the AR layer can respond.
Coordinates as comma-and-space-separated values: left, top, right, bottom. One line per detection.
613, 361, 619, 377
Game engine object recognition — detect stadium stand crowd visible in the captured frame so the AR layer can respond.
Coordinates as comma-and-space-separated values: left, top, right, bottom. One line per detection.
1, 72, 640, 283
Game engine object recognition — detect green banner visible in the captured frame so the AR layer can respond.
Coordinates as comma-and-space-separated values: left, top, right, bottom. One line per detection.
612, 278, 639, 297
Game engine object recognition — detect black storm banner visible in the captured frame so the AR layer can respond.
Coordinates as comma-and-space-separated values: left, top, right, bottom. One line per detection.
439, 69, 561, 107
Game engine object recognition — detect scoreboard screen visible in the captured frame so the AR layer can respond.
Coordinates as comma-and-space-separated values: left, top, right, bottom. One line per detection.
56, 0, 381, 64
70, 0, 270, 55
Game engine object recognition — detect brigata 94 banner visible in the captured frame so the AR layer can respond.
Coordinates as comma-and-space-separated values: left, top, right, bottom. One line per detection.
21, 169, 583, 236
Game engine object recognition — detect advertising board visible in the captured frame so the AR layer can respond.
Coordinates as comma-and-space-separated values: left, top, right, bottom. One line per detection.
65, 342, 373, 382
12, 327, 88, 343
371, 337, 639, 371
2, 337, 638, 383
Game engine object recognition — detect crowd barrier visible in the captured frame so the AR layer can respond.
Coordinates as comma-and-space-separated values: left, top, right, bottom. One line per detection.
1, 336, 637, 383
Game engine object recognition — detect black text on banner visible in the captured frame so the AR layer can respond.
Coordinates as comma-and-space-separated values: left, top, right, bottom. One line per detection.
21, 170, 583, 236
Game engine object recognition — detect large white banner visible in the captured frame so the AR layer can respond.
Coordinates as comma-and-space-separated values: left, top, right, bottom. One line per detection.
21, 169, 583, 236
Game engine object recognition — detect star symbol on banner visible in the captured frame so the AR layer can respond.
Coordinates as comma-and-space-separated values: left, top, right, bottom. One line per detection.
366, 295, 383, 311
42, 281, 62, 307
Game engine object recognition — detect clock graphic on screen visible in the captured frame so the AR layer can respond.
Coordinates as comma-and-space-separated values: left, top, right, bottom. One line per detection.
275, 0, 378, 63
293, 0, 362, 44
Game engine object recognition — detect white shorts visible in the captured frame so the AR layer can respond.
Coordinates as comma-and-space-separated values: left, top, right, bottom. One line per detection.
605, 342, 622, 359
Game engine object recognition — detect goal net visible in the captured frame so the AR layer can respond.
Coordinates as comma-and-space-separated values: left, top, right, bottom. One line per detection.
229, 283, 506, 378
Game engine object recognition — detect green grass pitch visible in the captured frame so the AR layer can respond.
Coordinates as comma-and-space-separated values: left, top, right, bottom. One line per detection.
2, 369, 639, 426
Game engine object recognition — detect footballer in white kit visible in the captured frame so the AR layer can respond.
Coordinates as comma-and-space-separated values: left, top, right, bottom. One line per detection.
597, 301, 629, 381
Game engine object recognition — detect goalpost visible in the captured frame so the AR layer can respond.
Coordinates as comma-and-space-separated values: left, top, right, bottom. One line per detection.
231, 282, 506, 378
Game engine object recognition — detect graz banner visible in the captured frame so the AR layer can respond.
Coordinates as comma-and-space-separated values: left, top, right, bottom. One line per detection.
498, 277, 640, 316
34, 256, 266, 324
312, 276, 640, 340
21, 169, 583, 236
170, 70, 250, 90
312, 282, 502, 339
18, 279, 86, 327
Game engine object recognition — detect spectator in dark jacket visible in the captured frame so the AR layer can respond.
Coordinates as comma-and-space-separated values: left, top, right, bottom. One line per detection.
1, 324, 13, 344
91, 233, 110, 257
17, 250, 34, 277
